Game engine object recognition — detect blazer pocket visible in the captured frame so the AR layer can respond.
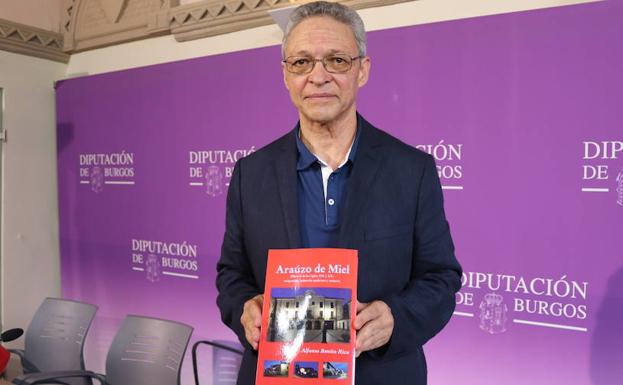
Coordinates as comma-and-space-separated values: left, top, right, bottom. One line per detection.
364, 224, 411, 241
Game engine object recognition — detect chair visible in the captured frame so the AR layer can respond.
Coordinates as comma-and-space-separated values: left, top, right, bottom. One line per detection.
192, 340, 243, 385
8, 298, 98, 385
12, 315, 193, 385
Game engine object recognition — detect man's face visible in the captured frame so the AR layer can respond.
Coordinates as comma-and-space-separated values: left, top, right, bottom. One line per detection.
283, 16, 370, 125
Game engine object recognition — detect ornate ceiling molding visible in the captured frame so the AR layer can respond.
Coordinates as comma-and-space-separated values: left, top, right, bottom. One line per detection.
61, 0, 414, 53
62, 0, 177, 52
2, 0, 414, 62
166, 0, 412, 42
0, 18, 69, 63
166, 0, 293, 42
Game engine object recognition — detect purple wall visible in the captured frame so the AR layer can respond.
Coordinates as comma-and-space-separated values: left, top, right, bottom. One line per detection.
56, 1, 623, 384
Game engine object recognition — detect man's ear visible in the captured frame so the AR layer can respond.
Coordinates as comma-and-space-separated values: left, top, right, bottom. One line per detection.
357, 56, 371, 88
282, 62, 290, 91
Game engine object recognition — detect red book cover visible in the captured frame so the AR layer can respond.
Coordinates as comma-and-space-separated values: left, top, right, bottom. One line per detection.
256, 248, 358, 385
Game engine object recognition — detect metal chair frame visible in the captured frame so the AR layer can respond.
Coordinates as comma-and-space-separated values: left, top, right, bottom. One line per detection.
191, 340, 243, 385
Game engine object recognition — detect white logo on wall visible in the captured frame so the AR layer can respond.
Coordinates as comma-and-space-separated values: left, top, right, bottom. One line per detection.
145, 254, 161, 283
188, 147, 255, 196
479, 293, 508, 334
581, 140, 622, 206
90, 167, 104, 193
415, 140, 464, 191
205, 165, 224, 197
79, 151, 135, 192
454, 272, 589, 334
131, 239, 199, 281
616, 167, 623, 206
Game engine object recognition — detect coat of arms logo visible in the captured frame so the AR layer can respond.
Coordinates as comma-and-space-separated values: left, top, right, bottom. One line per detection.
145, 254, 161, 283
90, 166, 104, 193
205, 165, 224, 197
479, 293, 508, 334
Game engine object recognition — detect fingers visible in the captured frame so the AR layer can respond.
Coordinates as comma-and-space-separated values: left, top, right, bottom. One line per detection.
241, 294, 264, 350
356, 314, 393, 353
353, 300, 375, 330
354, 301, 394, 356
357, 321, 392, 352
251, 294, 263, 327
356, 300, 368, 313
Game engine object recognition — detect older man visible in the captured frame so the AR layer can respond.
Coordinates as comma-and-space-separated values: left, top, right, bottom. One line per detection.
216, 2, 462, 384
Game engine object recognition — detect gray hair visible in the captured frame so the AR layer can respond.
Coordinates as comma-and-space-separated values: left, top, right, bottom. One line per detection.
282, 1, 367, 59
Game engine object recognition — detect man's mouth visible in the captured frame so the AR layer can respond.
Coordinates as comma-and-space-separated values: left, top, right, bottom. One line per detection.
305, 93, 336, 100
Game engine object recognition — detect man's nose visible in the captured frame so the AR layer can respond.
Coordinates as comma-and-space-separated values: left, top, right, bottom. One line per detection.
308, 60, 332, 84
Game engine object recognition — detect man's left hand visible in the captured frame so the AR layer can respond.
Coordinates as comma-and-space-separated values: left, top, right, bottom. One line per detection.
354, 300, 394, 357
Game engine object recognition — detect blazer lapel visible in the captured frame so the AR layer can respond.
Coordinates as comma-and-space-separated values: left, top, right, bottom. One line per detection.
273, 130, 302, 249
338, 118, 384, 247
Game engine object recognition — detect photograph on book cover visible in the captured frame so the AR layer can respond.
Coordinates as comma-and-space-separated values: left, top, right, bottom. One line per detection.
263, 360, 289, 378
267, 287, 352, 344
293, 361, 319, 378
323, 361, 349, 379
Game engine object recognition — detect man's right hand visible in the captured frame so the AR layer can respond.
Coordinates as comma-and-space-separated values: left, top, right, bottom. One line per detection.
240, 294, 264, 350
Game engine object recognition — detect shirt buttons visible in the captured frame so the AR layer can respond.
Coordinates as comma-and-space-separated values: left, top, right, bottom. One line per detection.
328, 198, 335, 206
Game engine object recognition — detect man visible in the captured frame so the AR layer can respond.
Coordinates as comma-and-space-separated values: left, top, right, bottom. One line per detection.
216, 2, 462, 384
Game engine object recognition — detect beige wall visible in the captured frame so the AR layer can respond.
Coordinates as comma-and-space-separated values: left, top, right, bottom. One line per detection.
0, 50, 67, 376
0, 0, 64, 32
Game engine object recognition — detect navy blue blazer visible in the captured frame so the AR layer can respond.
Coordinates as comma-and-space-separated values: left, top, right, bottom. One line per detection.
216, 116, 462, 385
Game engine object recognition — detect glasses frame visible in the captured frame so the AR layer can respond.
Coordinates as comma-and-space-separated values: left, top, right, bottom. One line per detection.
282, 54, 363, 75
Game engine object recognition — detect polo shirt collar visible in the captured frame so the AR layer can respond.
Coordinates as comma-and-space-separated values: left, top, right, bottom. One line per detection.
296, 114, 362, 171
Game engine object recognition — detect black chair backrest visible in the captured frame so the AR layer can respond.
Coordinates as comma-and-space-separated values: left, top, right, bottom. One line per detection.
24, 297, 98, 385
105, 315, 193, 385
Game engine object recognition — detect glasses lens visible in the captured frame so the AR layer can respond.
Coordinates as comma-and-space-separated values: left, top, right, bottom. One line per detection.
287, 57, 312, 74
325, 55, 352, 73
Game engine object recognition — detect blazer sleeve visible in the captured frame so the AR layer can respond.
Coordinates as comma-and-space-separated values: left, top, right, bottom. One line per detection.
216, 159, 261, 349
375, 154, 462, 358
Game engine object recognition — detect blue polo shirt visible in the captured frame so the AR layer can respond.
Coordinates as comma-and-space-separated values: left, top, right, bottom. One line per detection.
296, 121, 361, 248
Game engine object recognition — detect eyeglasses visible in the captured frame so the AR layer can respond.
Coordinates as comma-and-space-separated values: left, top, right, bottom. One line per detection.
283, 54, 362, 74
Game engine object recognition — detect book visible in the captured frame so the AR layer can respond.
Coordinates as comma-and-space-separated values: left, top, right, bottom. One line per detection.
256, 248, 358, 384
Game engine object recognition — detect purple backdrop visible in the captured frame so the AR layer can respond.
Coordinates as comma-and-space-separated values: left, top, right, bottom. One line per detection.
56, 2, 623, 384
